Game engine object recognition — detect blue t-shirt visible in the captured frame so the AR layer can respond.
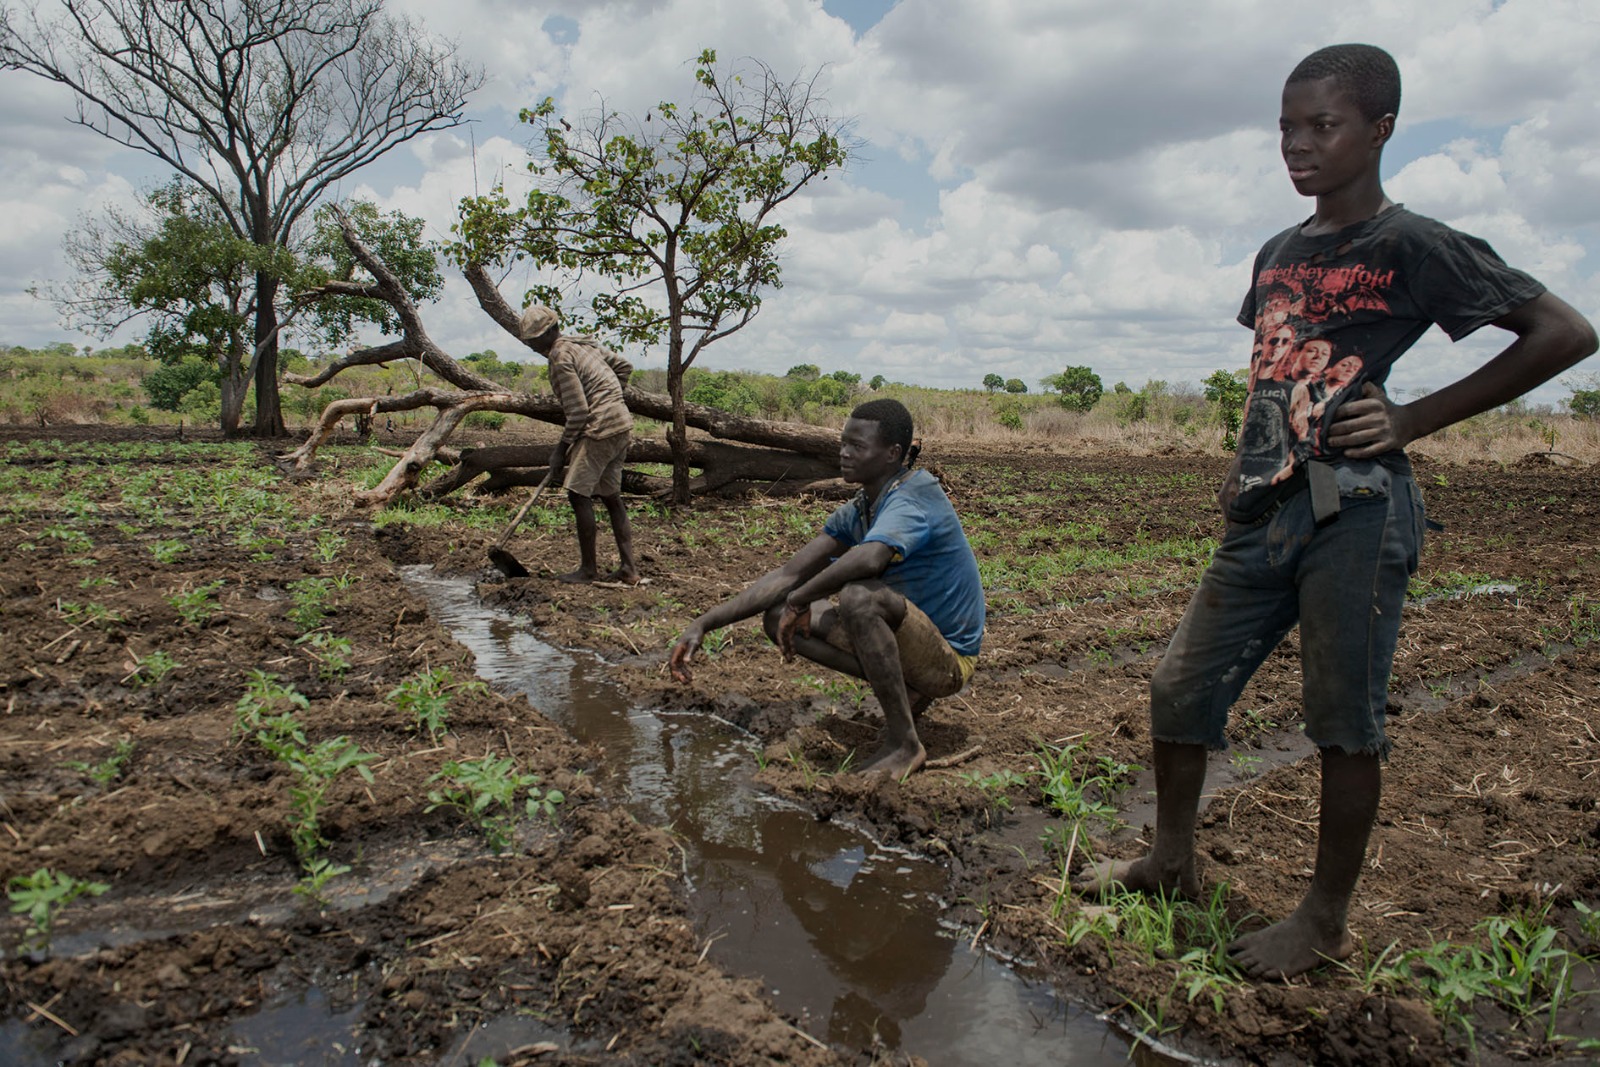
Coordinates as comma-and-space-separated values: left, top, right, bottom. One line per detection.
822, 469, 985, 656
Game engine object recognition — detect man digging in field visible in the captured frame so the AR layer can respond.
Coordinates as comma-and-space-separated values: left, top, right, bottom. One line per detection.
1075, 44, 1597, 980
667, 399, 985, 782
519, 304, 641, 585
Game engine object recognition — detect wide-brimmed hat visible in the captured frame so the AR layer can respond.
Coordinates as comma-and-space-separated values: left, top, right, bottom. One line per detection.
518, 304, 560, 341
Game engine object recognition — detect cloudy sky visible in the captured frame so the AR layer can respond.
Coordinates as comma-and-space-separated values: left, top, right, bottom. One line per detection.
3, 0, 1597, 405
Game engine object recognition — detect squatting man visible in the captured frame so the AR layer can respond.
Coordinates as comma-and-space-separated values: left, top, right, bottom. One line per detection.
667, 399, 985, 782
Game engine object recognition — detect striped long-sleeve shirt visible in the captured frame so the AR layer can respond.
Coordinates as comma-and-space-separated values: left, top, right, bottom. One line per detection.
547, 336, 634, 443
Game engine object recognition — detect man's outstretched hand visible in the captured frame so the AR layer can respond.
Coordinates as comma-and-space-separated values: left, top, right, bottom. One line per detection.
667, 628, 702, 684
776, 602, 811, 662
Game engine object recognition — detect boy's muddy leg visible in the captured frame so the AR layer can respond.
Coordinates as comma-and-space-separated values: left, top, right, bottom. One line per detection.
1228, 748, 1378, 979
1074, 739, 1204, 898
559, 491, 600, 583
598, 493, 639, 584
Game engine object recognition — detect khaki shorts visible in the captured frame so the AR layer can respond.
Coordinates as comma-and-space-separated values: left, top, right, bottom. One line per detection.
822, 598, 974, 698
562, 432, 630, 497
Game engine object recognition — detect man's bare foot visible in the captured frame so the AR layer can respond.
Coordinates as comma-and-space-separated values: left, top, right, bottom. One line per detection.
602, 566, 640, 585
557, 567, 597, 584
1227, 910, 1354, 980
1071, 855, 1200, 899
854, 739, 926, 783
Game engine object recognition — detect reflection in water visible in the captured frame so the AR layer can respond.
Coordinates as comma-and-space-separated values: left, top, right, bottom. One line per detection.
401, 567, 1132, 1065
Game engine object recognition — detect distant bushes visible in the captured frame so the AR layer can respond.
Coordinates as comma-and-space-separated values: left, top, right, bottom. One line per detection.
2, 344, 1596, 465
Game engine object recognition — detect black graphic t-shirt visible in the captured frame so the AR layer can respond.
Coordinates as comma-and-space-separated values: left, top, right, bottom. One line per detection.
1231, 206, 1544, 520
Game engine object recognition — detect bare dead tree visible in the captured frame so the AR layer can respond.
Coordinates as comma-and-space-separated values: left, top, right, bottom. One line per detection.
1, 0, 482, 436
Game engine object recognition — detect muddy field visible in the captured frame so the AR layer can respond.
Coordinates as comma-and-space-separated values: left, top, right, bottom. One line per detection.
2, 425, 1597, 1066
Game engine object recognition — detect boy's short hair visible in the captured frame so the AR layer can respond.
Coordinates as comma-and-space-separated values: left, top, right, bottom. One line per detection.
850, 398, 914, 458
1287, 44, 1401, 122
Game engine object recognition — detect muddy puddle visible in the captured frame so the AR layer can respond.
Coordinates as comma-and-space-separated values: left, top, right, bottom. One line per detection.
398, 566, 1152, 1065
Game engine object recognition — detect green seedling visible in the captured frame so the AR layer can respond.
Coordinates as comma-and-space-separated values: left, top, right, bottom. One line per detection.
7, 868, 109, 954
56, 600, 123, 628
1034, 739, 1127, 839
41, 524, 93, 553
959, 768, 1028, 813
313, 531, 346, 563
427, 754, 564, 853
126, 646, 183, 687
1403, 901, 1593, 1049
389, 666, 482, 741
149, 538, 188, 563
800, 673, 867, 709
297, 631, 354, 682
167, 580, 225, 626
65, 739, 135, 787
286, 577, 335, 632
235, 671, 310, 738
294, 856, 352, 904
1574, 901, 1600, 945
1229, 751, 1263, 775
254, 731, 377, 865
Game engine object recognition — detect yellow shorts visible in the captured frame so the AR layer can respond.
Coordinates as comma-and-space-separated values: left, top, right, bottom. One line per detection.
823, 598, 974, 699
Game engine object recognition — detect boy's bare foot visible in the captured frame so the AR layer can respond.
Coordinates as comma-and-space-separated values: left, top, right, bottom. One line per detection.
854, 738, 926, 783
557, 567, 597, 584
1071, 855, 1200, 899
1227, 910, 1354, 980
602, 566, 640, 585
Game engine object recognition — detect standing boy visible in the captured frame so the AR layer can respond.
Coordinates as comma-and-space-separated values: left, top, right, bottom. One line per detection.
1077, 44, 1596, 981
519, 304, 641, 585
667, 399, 984, 782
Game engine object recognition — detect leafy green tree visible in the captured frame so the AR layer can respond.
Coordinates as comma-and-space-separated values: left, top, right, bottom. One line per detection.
51, 184, 441, 434
1569, 388, 1600, 418
141, 354, 216, 411
3, 0, 481, 436
869, 374, 886, 390
452, 50, 851, 502
807, 376, 856, 407
56, 180, 289, 431
686, 370, 761, 415
1204, 369, 1250, 451
786, 363, 822, 381
982, 373, 1004, 392
1004, 378, 1028, 394
1043, 366, 1101, 411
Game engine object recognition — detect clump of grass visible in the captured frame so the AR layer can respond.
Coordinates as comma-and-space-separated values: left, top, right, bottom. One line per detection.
1404, 902, 1597, 1052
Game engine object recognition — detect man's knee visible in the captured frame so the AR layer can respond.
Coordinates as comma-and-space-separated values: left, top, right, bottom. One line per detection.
836, 582, 898, 625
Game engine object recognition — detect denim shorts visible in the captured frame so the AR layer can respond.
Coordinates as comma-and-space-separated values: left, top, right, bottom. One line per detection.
1149, 460, 1425, 758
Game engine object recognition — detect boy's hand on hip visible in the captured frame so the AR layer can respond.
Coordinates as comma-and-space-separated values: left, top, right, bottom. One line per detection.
1328, 382, 1416, 458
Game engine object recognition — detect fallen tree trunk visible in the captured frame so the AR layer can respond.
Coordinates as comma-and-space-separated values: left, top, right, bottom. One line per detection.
280, 210, 843, 507
418, 438, 842, 500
